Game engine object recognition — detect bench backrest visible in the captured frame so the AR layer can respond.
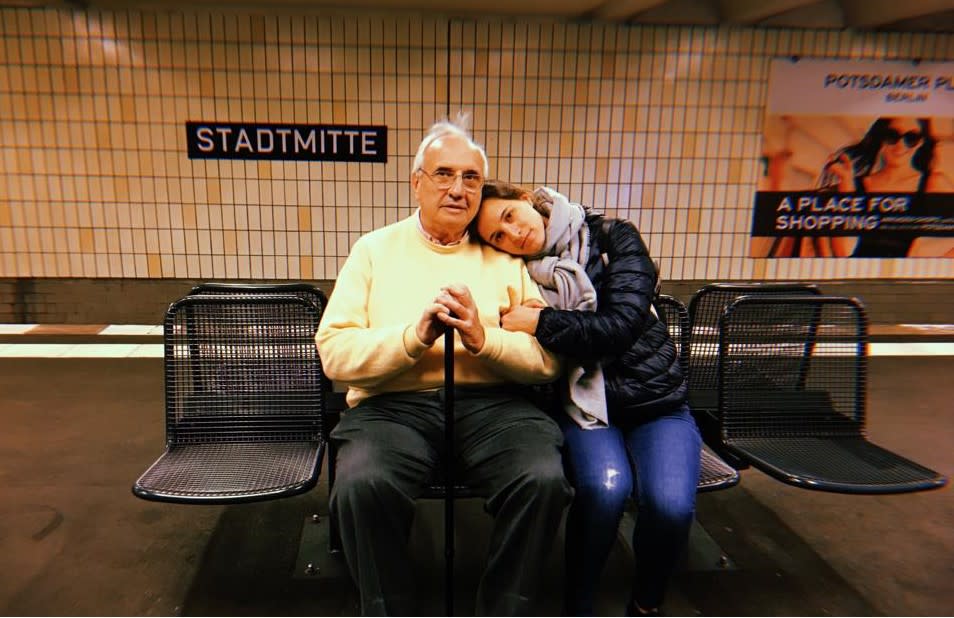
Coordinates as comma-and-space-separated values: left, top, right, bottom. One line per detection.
164, 293, 325, 445
687, 283, 821, 405
718, 295, 867, 440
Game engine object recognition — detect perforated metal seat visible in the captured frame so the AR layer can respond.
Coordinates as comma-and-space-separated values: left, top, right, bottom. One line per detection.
717, 295, 946, 494
132, 291, 327, 503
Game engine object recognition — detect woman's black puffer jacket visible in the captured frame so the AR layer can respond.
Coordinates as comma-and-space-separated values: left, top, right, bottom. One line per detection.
533, 214, 687, 425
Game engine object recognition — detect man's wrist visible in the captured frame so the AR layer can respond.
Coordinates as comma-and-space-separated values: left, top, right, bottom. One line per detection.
404, 325, 431, 358
465, 330, 485, 354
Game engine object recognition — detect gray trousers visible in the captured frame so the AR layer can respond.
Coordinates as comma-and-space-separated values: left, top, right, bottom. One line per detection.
330, 387, 572, 616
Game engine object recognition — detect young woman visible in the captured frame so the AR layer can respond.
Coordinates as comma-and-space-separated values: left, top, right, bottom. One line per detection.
474, 181, 702, 616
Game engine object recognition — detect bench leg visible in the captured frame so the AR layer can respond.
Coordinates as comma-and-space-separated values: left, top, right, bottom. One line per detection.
293, 513, 351, 580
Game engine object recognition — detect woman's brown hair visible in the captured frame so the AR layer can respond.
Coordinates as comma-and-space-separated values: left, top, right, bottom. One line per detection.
481, 180, 551, 217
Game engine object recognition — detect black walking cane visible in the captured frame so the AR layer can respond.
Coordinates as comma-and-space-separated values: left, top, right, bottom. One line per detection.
443, 324, 456, 616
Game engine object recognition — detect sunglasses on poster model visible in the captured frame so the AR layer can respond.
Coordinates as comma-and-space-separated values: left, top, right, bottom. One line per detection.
883, 128, 923, 148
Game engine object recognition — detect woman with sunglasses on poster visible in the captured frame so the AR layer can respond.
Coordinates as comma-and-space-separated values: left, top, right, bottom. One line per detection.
821, 117, 953, 257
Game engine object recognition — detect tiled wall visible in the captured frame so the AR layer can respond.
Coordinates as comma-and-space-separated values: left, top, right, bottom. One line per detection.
1, 8, 953, 283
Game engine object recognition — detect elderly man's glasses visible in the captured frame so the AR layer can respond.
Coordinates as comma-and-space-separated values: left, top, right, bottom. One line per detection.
884, 129, 923, 148
418, 168, 484, 193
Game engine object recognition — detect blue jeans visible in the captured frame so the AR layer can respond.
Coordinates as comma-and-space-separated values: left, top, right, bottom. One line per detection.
559, 403, 701, 615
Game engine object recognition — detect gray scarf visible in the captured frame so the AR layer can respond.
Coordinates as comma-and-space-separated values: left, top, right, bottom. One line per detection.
526, 187, 608, 429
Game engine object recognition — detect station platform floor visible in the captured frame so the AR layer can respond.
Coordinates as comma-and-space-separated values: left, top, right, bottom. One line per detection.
0, 326, 951, 616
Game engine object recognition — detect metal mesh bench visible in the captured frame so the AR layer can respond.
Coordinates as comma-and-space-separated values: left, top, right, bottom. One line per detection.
717, 295, 947, 494
132, 289, 327, 503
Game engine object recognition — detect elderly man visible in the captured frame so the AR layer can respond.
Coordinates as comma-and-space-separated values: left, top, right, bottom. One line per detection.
316, 118, 570, 616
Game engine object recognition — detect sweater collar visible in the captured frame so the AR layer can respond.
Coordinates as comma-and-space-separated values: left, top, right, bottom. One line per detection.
416, 209, 469, 247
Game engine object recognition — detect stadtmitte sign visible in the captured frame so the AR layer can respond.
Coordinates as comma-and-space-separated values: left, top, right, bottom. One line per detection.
186, 122, 387, 163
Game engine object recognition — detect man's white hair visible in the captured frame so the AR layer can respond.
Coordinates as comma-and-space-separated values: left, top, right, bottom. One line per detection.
412, 112, 489, 176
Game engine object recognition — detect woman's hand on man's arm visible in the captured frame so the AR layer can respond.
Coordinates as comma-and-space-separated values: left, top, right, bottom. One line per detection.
500, 301, 543, 335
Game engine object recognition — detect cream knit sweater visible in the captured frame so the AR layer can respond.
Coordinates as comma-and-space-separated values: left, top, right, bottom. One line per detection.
316, 213, 562, 407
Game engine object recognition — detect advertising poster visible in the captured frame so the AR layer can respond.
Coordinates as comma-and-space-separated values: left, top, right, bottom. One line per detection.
751, 58, 954, 258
